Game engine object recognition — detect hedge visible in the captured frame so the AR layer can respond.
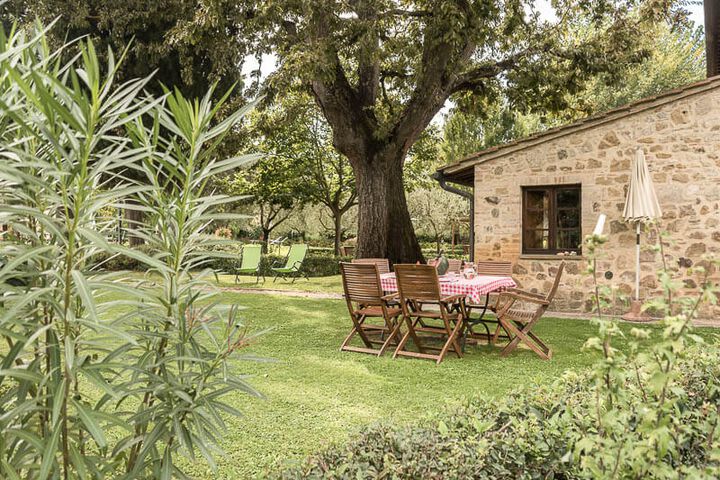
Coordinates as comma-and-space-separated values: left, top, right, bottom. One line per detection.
90, 244, 350, 277
272, 342, 720, 479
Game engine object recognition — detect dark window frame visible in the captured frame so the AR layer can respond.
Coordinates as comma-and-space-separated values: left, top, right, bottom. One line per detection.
521, 184, 582, 255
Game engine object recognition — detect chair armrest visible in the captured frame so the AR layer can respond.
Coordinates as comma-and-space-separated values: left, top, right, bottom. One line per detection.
499, 291, 549, 305
440, 294, 465, 304
381, 292, 399, 302
291, 260, 304, 270
506, 287, 546, 300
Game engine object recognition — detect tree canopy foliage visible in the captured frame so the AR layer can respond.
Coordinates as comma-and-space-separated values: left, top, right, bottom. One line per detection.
2, 0, 248, 98
441, 20, 706, 165
4, 0, 696, 262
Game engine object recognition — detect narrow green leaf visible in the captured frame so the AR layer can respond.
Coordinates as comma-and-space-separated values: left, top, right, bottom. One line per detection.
72, 398, 107, 449
38, 425, 60, 480
72, 270, 98, 320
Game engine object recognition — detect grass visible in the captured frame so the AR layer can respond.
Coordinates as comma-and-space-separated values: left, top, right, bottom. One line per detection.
175, 289, 718, 479
217, 274, 344, 294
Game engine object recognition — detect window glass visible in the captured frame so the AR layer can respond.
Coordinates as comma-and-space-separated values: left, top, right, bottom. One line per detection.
522, 185, 581, 254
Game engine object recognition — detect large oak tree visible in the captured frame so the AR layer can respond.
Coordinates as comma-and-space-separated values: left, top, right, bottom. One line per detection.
193, 0, 682, 263
8, 0, 688, 262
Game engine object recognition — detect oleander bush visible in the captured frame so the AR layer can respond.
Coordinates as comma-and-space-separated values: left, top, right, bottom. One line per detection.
0, 23, 263, 479
274, 234, 720, 479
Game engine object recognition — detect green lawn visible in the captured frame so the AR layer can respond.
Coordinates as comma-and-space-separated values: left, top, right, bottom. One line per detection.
176, 289, 717, 479
217, 274, 344, 294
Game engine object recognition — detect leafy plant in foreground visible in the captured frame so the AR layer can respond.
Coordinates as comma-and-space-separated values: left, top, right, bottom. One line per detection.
0, 23, 263, 479
116, 87, 265, 478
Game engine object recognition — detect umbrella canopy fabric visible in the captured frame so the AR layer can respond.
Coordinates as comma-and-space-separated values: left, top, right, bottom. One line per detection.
623, 148, 662, 222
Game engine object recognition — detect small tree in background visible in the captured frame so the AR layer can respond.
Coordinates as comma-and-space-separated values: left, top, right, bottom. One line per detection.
253, 94, 357, 255
408, 187, 469, 255
222, 149, 309, 251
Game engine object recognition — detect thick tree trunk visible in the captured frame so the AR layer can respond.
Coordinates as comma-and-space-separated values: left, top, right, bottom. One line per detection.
353, 153, 423, 264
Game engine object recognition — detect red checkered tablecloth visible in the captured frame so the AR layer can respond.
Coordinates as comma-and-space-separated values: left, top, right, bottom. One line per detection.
380, 273, 516, 304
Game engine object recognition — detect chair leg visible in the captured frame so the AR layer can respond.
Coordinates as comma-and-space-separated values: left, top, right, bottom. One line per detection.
499, 317, 550, 360
393, 316, 424, 358
378, 317, 402, 356
341, 315, 375, 352
436, 317, 465, 364
526, 330, 552, 359
492, 322, 510, 345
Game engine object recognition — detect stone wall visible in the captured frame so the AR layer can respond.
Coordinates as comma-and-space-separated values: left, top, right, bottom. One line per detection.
472, 85, 720, 318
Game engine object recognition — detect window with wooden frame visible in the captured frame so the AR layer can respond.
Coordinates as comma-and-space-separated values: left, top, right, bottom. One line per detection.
522, 185, 582, 255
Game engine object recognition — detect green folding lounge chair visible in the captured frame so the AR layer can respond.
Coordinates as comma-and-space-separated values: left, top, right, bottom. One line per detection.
271, 244, 309, 283
234, 244, 264, 284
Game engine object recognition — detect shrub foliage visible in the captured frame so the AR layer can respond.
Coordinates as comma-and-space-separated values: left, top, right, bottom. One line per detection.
0, 24, 262, 479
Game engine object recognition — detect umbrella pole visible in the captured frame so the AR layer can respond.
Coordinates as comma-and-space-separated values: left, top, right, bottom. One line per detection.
635, 222, 641, 301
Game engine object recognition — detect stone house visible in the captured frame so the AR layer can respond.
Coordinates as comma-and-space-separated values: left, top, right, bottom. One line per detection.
436, 76, 720, 317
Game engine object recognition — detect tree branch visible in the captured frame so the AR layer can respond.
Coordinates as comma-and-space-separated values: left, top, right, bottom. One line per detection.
451, 49, 533, 93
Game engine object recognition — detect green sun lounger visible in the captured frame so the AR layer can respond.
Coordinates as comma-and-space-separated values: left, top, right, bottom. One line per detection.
234, 244, 264, 283
271, 244, 309, 283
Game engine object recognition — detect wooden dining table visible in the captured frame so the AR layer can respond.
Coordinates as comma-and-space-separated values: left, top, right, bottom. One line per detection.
379, 272, 516, 304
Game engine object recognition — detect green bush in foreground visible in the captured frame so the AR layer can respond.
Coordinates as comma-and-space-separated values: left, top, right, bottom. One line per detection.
275, 235, 720, 479
275, 342, 720, 479
0, 23, 262, 479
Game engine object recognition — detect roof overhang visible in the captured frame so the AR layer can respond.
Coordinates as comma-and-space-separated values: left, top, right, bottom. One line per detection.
434, 75, 720, 186
433, 164, 474, 187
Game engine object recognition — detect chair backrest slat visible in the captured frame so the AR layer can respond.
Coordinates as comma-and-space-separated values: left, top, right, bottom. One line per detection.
284, 244, 308, 268
340, 262, 383, 305
475, 260, 512, 277
240, 244, 262, 270
395, 264, 441, 302
351, 258, 390, 275
446, 259, 462, 274
545, 262, 565, 303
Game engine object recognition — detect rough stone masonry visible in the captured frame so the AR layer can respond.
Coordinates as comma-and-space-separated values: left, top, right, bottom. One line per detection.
470, 79, 720, 318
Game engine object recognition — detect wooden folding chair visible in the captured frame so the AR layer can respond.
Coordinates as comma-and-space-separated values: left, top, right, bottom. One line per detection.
351, 258, 390, 274
495, 262, 565, 360
446, 258, 463, 274
465, 260, 513, 345
393, 264, 466, 365
339, 262, 402, 356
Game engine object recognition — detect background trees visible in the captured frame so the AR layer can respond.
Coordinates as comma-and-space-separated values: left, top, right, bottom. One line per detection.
200, 0, 684, 262
441, 22, 706, 164
408, 187, 469, 255
5, 1, 702, 262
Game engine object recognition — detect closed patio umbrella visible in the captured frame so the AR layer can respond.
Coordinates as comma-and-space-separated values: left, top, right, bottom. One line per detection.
622, 148, 662, 318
